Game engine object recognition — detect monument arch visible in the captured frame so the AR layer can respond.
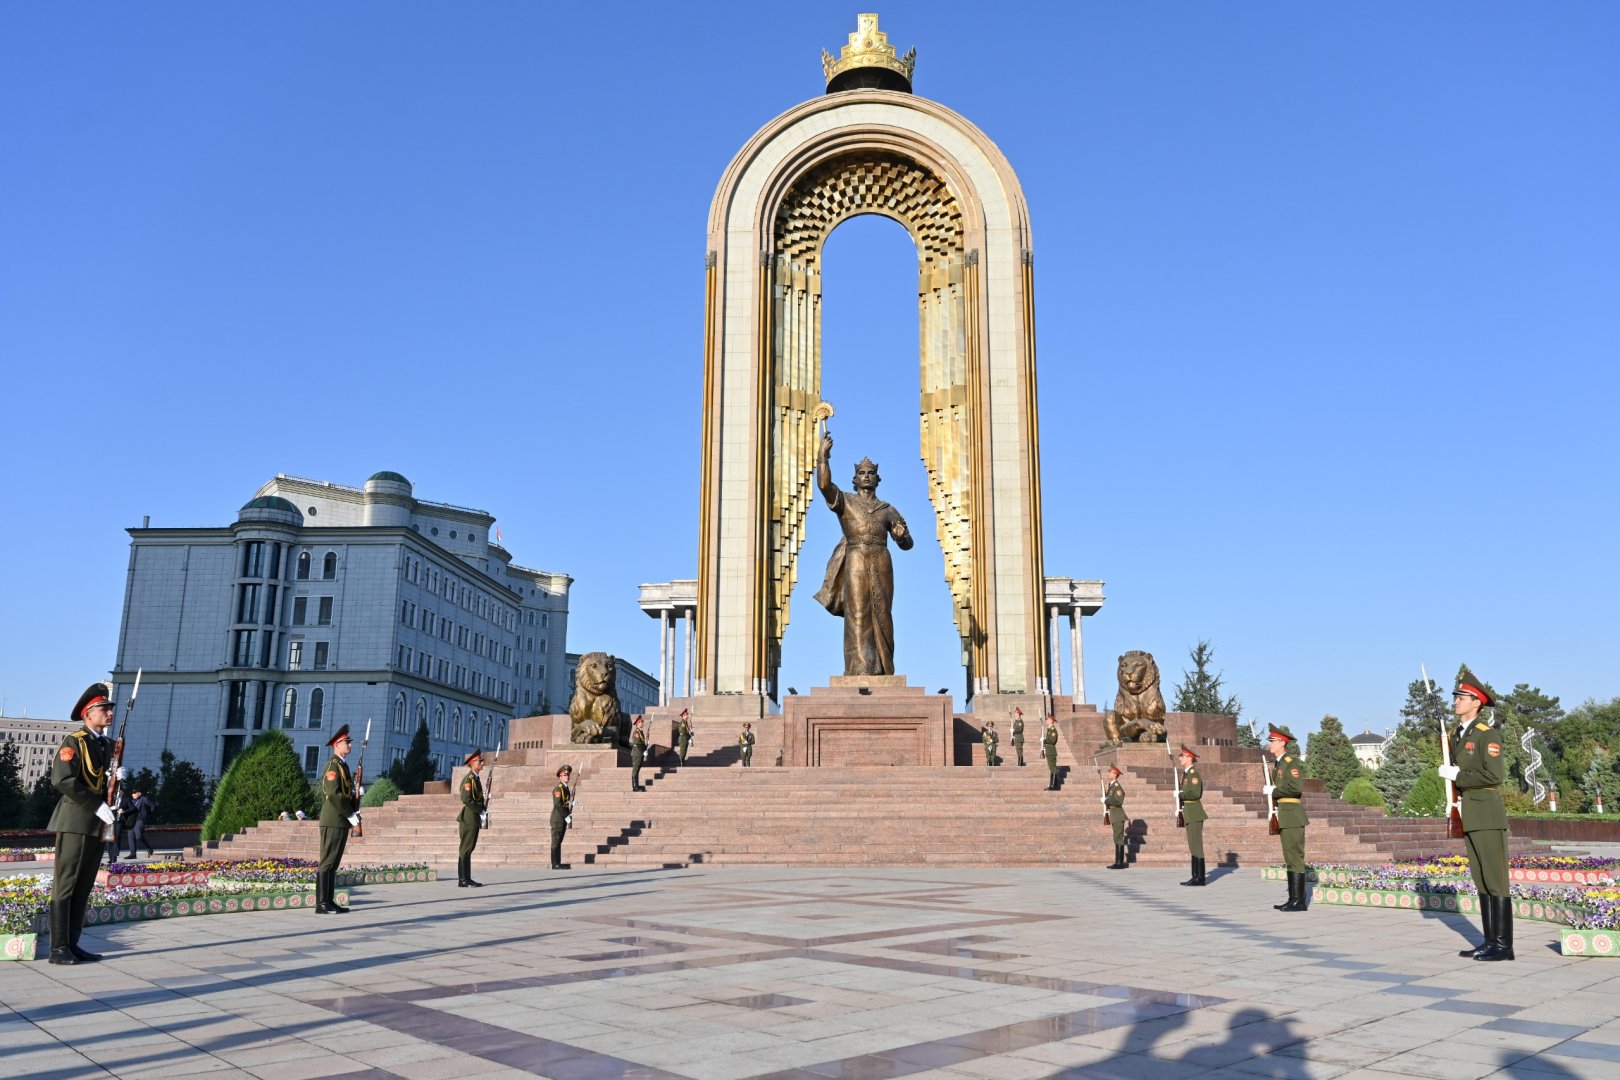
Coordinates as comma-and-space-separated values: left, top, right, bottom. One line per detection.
695, 16, 1048, 704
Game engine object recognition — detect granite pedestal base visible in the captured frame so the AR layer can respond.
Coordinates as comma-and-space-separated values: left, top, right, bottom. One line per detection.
782, 680, 954, 767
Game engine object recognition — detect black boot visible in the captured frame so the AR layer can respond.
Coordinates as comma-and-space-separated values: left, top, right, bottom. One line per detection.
1294, 869, 1309, 909
457, 854, 469, 887
315, 870, 331, 914
1193, 857, 1207, 886
1182, 857, 1200, 886
1107, 845, 1125, 870
48, 947, 79, 965
1459, 894, 1493, 957
1274, 871, 1297, 910
464, 854, 482, 888
1476, 896, 1515, 961
551, 842, 563, 869
328, 871, 349, 913
69, 935, 102, 962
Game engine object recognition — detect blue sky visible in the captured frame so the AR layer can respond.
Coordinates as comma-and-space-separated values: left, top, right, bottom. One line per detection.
3, 3, 1615, 740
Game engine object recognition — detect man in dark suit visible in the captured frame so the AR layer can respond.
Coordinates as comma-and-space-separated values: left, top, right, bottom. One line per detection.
125, 789, 155, 859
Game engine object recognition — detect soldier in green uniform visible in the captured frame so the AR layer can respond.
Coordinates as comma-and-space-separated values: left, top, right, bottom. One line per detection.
1103, 765, 1128, 869
317, 725, 360, 914
550, 765, 573, 869
457, 750, 487, 888
1178, 746, 1207, 887
1441, 670, 1513, 961
1011, 710, 1026, 766
47, 683, 120, 964
675, 709, 693, 765
982, 721, 999, 767
738, 723, 755, 767
1266, 725, 1310, 911
629, 716, 647, 791
1042, 716, 1059, 790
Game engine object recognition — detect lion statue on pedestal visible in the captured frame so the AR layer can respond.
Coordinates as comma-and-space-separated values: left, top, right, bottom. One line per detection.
569, 652, 623, 744
1105, 650, 1167, 745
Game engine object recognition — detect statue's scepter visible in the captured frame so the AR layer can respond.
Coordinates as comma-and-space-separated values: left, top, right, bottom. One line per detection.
813, 401, 835, 446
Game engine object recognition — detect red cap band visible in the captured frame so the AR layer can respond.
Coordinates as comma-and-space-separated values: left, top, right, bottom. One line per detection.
81, 696, 110, 716
1458, 683, 1486, 702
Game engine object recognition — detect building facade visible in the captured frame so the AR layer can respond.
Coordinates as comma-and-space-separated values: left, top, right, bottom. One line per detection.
0, 715, 79, 790
110, 472, 572, 782
1351, 730, 1389, 771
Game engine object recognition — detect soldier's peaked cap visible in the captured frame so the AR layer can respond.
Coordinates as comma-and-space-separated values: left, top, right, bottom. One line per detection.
465, 749, 482, 766
1178, 744, 1198, 760
326, 724, 351, 746
1107, 765, 1122, 776
1454, 667, 1493, 707
71, 682, 114, 722
1267, 725, 1295, 743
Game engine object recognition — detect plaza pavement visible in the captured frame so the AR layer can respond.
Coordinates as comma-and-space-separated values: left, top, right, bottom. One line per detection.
4, 863, 1620, 1080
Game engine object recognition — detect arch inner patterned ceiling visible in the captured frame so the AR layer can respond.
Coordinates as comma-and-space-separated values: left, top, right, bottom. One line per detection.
697, 90, 1046, 703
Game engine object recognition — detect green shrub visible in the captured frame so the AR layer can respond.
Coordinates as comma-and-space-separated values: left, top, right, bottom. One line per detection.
1401, 771, 1446, 817
1501, 786, 1537, 814
361, 777, 402, 808
201, 731, 314, 841
1341, 778, 1385, 809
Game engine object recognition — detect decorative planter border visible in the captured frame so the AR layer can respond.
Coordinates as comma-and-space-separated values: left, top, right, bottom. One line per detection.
1, 933, 38, 961
0, 852, 52, 863
22, 890, 351, 935
98, 869, 212, 887
1560, 930, 1620, 957
1260, 865, 1615, 887
1308, 884, 1612, 957
337, 868, 435, 885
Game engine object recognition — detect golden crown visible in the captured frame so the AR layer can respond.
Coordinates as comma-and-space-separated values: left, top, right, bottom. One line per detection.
821, 14, 916, 91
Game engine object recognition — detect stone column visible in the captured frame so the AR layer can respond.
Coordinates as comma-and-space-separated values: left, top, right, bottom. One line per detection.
1070, 611, 1085, 705
683, 607, 694, 698
659, 610, 670, 706
1048, 606, 1063, 699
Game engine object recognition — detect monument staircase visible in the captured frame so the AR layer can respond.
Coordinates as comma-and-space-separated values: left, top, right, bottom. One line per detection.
194, 704, 1534, 871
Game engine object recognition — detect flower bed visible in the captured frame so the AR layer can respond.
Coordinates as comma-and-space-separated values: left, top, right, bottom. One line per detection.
0, 848, 52, 864
1261, 854, 1619, 888
99, 868, 213, 887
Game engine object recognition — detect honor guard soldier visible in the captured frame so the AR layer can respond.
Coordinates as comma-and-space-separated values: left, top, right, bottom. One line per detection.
1266, 725, 1310, 911
982, 721, 999, 767
1104, 766, 1128, 869
457, 750, 487, 888
317, 726, 361, 914
738, 723, 755, 767
1011, 710, 1026, 766
630, 716, 647, 791
1178, 746, 1207, 886
47, 683, 121, 964
675, 710, 693, 765
1441, 670, 1513, 961
550, 765, 573, 869
1042, 716, 1060, 789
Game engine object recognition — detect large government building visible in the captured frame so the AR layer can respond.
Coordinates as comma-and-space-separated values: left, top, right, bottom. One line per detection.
110, 472, 573, 781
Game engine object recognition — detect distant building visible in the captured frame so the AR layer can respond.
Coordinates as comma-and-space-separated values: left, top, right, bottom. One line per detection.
0, 715, 78, 790
566, 653, 659, 718
110, 472, 572, 781
1351, 730, 1388, 770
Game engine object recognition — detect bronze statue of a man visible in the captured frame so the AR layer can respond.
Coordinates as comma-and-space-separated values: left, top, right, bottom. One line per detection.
813, 432, 913, 676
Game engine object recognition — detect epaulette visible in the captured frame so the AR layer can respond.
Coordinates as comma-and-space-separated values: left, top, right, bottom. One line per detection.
1474, 722, 1491, 733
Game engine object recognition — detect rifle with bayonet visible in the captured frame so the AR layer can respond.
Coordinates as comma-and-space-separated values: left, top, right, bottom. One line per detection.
353, 718, 370, 838
1172, 743, 1186, 829
103, 669, 142, 842
1261, 752, 1281, 835
1426, 664, 1465, 840
484, 743, 499, 829
1095, 766, 1111, 825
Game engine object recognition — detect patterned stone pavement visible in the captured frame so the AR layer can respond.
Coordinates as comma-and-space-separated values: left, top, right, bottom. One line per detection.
5, 864, 1620, 1079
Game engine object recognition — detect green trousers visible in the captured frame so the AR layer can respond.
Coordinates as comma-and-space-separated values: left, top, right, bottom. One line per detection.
1279, 825, 1306, 872
319, 825, 349, 873
1465, 829, 1509, 896
51, 831, 105, 950
458, 818, 480, 858
1110, 811, 1126, 846
1184, 818, 1204, 859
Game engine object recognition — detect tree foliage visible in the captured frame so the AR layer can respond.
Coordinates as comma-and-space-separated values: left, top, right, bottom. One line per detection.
1402, 770, 1447, 817
386, 719, 437, 795
1171, 640, 1242, 719
155, 750, 210, 825
201, 731, 313, 841
361, 776, 402, 808
1373, 727, 1430, 812
24, 772, 56, 828
1341, 777, 1386, 809
0, 739, 27, 828
1305, 716, 1364, 798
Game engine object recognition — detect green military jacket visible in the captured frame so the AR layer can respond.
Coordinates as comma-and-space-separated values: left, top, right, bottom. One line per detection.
1179, 765, 1208, 824
738, 730, 755, 751
551, 781, 572, 825
458, 770, 486, 827
1011, 716, 1024, 745
630, 727, 646, 764
1104, 779, 1125, 809
982, 729, 998, 753
1451, 720, 1508, 831
48, 726, 113, 835
676, 721, 692, 751
1272, 751, 1309, 828
320, 754, 359, 828
1042, 725, 1058, 758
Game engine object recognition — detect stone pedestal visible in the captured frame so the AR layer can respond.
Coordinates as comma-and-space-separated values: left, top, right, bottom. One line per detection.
782, 680, 954, 767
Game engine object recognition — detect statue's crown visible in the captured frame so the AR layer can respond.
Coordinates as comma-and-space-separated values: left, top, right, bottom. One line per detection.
821, 14, 915, 94
856, 456, 879, 471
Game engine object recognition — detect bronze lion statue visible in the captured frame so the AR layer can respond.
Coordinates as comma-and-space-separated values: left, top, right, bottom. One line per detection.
1106, 650, 1167, 744
568, 652, 622, 744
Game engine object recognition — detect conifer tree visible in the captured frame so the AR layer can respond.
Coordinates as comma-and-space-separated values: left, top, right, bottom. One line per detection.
387, 718, 437, 795
1305, 716, 1364, 798
25, 772, 57, 828
155, 750, 210, 825
1172, 640, 1243, 719
0, 739, 27, 828
201, 731, 313, 841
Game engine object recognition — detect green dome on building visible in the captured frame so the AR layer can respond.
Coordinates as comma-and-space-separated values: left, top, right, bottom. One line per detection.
240, 495, 299, 514
368, 470, 411, 485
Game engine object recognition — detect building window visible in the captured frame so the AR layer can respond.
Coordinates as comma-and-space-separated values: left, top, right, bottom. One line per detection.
451, 708, 462, 741
233, 630, 257, 667
264, 584, 277, 625
415, 699, 427, 736
293, 597, 307, 626
541, 613, 549, 629
269, 542, 282, 579
281, 688, 297, 730
304, 745, 321, 773
296, 551, 311, 580
392, 693, 406, 734
391, 746, 405, 764
237, 584, 260, 623
309, 687, 324, 726
242, 541, 264, 578
313, 642, 329, 670
260, 631, 274, 667
288, 641, 303, 670
322, 552, 337, 580
226, 682, 248, 728
317, 597, 333, 626
435, 705, 445, 739
498, 720, 506, 748
397, 645, 409, 670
